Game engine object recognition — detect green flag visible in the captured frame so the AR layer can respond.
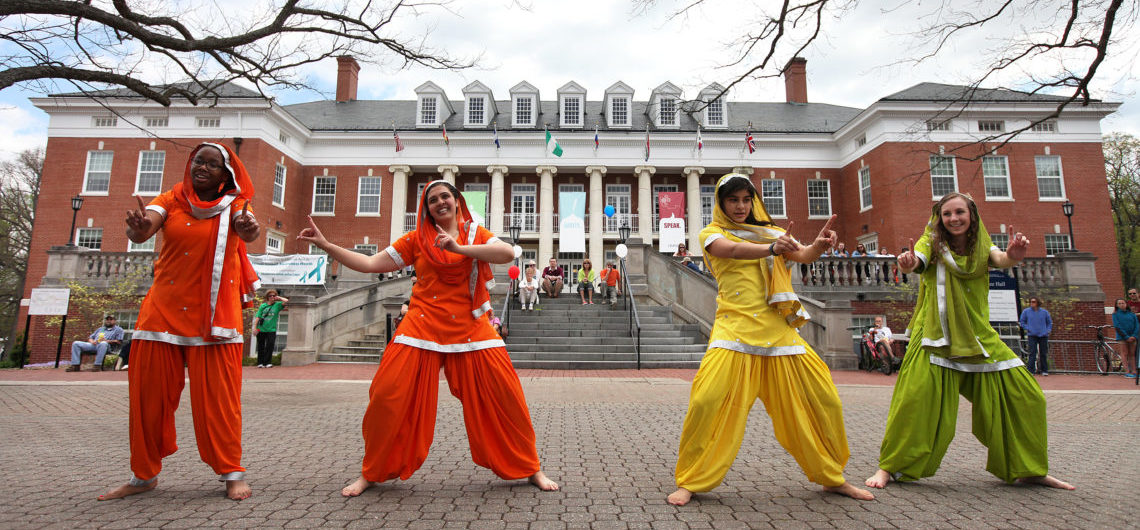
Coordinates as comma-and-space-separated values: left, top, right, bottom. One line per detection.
545, 129, 564, 157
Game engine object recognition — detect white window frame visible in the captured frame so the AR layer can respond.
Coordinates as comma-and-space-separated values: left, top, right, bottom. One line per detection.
609, 96, 630, 127
513, 96, 534, 127
977, 120, 1005, 133
990, 233, 1010, 250
605, 184, 632, 232
705, 99, 725, 127
76, 227, 103, 249
196, 117, 221, 128
465, 96, 485, 126
128, 237, 156, 252
1031, 120, 1057, 132
309, 244, 327, 255
272, 163, 286, 208
82, 151, 114, 195
312, 176, 337, 215
93, 116, 118, 127
981, 155, 1012, 200
511, 183, 538, 232
856, 233, 878, 255
929, 155, 959, 198
356, 176, 383, 216
464, 182, 490, 218
926, 119, 951, 131
560, 95, 582, 127
278, 131, 290, 145
1034, 155, 1067, 200
134, 150, 165, 196
806, 179, 832, 219
265, 231, 285, 254
354, 243, 378, 255
858, 166, 872, 211
1043, 234, 1071, 256
418, 96, 438, 126
657, 96, 678, 127
699, 185, 715, 228
761, 179, 786, 218
144, 116, 168, 128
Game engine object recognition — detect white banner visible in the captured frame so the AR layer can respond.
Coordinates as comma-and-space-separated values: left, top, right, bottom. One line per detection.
658, 216, 686, 253
28, 288, 70, 316
559, 192, 586, 254
250, 254, 328, 285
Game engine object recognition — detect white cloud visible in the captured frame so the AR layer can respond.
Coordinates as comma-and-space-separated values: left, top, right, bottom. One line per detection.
0, 100, 48, 162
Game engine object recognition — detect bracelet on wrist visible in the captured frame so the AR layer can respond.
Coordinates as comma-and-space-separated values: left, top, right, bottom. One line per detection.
769, 242, 779, 256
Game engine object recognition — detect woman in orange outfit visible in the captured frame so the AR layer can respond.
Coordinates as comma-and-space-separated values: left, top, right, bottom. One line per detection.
100, 143, 261, 501
298, 180, 559, 496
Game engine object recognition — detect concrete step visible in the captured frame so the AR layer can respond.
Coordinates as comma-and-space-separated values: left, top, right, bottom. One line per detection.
510, 360, 702, 369
508, 352, 705, 363
504, 336, 702, 346
506, 344, 707, 355
504, 324, 696, 334
318, 352, 382, 363
346, 340, 388, 347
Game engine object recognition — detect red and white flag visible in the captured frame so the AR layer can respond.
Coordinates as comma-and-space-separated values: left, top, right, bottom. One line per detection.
394, 127, 404, 152
696, 125, 703, 152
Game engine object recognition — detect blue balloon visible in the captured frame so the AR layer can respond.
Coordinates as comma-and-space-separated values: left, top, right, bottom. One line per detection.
604, 205, 615, 218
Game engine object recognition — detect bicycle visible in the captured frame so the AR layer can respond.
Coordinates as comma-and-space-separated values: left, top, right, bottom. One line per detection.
849, 325, 896, 375
1088, 325, 1124, 375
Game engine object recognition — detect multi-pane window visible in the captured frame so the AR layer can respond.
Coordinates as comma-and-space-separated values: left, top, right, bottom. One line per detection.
562, 96, 581, 126
1034, 156, 1065, 199
1043, 234, 1071, 256
977, 120, 1005, 132
94, 116, 117, 127
272, 163, 286, 207
926, 120, 951, 131
113, 310, 139, 338
611, 97, 629, 126
761, 179, 785, 217
357, 176, 382, 215
659, 97, 677, 126
309, 244, 326, 254
990, 233, 1009, 250
807, 180, 832, 217
605, 184, 632, 232
265, 232, 284, 254
128, 237, 156, 252
420, 97, 437, 125
145, 117, 168, 128
278, 131, 290, 145
312, 176, 337, 214
1032, 120, 1057, 132
467, 97, 485, 125
514, 97, 533, 126
855, 135, 867, 147
511, 183, 537, 232
982, 156, 1011, 199
857, 237, 878, 255
135, 151, 165, 195
700, 185, 715, 227
706, 99, 725, 126
859, 167, 872, 210
76, 228, 103, 249
197, 117, 220, 128
354, 244, 378, 255
929, 155, 958, 198
83, 151, 114, 194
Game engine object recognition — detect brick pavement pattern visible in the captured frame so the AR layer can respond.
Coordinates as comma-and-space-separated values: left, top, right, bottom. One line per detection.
1, 374, 1138, 529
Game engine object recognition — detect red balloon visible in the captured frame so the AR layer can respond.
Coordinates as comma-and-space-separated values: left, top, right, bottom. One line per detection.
508, 265, 520, 280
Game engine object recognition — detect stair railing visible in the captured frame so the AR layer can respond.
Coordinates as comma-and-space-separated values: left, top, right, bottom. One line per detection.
501, 278, 515, 338
618, 257, 642, 369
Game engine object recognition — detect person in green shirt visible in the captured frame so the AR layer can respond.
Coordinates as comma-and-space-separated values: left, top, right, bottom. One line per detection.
865, 192, 1073, 490
577, 259, 597, 305
252, 290, 289, 367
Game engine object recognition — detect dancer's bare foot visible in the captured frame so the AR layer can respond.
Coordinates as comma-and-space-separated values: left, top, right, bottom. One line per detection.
97, 479, 157, 501
1018, 475, 1075, 490
823, 481, 875, 500
528, 471, 559, 491
666, 487, 693, 506
225, 479, 251, 501
865, 469, 892, 489
341, 476, 374, 497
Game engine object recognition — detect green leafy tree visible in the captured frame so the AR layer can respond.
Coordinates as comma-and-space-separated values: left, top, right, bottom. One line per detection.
43, 270, 149, 348
0, 147, 43, 347
1104, 132, 1140, 290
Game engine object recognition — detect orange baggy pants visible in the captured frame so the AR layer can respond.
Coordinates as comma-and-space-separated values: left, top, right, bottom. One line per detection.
360, 343, 541, 482
128, 340, 245, 480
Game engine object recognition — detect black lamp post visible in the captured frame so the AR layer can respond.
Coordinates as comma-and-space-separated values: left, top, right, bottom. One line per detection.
618, 220, 631, 245
1061, 201, 1075, 252
67, 195, 84, 246
508, 222, 522, 269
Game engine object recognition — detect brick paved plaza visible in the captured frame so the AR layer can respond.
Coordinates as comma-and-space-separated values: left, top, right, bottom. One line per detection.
1, 368, 1138, 529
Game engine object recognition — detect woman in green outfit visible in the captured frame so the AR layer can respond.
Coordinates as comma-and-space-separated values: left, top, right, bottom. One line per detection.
865, 192, 1073, 490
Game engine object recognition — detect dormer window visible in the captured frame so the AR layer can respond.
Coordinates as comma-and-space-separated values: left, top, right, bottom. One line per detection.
461, 81, 495, 128
467, 96, 485, 126
562, 96, 582, 127
610, 97, 630, 126
706, 99, 725, 127
414, 81, 453, 128
510, 81, 540, 128
698, 83, 728, 128
419, 97, 438, 126
651, 82, 683, 128
604, 81, 635, 128
514, 96, 533, 127
659, 97, 677, 127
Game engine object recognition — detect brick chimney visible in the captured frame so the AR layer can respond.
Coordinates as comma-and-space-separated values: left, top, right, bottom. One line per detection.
784, 57, 808, 104
336, 56, 360, 102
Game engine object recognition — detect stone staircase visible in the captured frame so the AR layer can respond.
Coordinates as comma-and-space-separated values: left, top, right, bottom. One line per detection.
502, 294, 707, 369
319, 333, 387, 363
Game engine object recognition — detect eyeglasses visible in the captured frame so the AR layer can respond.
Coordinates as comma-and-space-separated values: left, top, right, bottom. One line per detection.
191, 157, 225, 171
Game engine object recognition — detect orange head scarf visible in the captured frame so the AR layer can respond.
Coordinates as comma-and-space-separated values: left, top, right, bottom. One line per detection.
415, 180, 495, 317
175, 143, 261, 340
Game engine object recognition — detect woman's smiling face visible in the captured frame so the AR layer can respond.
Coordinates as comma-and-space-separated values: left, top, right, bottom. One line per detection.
424, 183, 457, 225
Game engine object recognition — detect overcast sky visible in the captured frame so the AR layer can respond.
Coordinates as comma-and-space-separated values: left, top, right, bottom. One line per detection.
1, 0, 1135, 162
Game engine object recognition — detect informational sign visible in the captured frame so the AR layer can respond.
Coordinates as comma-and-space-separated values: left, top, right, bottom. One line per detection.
988, 271, 1019, 322
558, 191, 586, 253
249, 254, 327, 285
461, 190, 487, 227
28, 288, 71, 316
657, 192, 686, 252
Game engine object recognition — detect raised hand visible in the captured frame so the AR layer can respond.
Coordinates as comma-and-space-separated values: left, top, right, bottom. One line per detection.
897, 238, 918, 271
125, 195, 154, 234
232, 201, 259, 241
771, 220, 803, 256
810, 215, 838, 251
1005, 226, 1030, 262
434, 225, 460, 253
296, 216, 329, 248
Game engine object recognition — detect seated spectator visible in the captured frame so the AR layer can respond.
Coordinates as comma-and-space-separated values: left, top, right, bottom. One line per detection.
541, 258, 565, 298
577, 259, 597, 305
681, 256, 701, 273
66, 315, 124, 372
673, 243, 690, 257
869, 316, 893, 351
519, 263, 540, 311
487, 309, 503, 336
598, 261, 622, 306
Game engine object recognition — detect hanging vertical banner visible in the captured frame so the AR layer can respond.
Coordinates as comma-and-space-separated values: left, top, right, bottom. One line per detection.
658, 191, 686, 252
559, 191, 586, 253
461, 191, 487, 227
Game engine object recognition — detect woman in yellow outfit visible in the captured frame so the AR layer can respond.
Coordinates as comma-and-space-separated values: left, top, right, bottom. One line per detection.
668, 174, 874, 505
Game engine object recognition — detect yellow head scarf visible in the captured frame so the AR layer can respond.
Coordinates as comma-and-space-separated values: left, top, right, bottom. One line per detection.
705, 173, 808, 328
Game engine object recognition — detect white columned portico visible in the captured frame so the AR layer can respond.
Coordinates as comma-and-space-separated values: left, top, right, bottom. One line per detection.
537, 165, 557, 264
438, 164, 459, 184
684, 166, 705, 255
586, 165, 607, 269
634, 165, 656, 244
388, 165, 411, 244
487, 165, 508, 235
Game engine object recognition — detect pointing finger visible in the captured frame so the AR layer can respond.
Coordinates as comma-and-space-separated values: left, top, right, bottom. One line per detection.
136, 195, 146, 212
784, 221, 794, 237
821, 214, 836, 233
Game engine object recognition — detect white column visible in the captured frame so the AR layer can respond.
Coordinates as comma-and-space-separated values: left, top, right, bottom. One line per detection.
437, 164, 459, 184
388, 165, 411, 243
487, 165, 508, 235
684, 166, 705, 255
635, 165, 656, 244
537, 165, 557, 264
586, 165, 607, 269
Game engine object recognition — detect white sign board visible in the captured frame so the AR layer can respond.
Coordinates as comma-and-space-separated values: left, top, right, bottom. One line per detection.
28, 288, 71, 316
988, 290, 1019, 322
249, 254, 328, 285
